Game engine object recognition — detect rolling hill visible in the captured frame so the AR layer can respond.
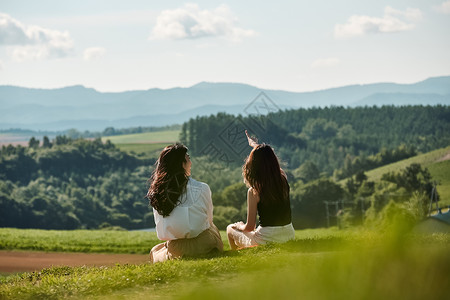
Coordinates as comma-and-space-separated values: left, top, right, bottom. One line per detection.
363, 146, 450, 206
1, 76, 449, 131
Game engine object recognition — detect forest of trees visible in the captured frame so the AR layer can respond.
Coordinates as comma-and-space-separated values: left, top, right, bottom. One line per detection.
180, 105, 449, 175
0, 138, 155, 229
1, 105, 448, 230
181, 105, 448, 228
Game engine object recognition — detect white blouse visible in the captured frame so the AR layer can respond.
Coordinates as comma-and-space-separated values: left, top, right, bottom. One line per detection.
153, 178, 213, 240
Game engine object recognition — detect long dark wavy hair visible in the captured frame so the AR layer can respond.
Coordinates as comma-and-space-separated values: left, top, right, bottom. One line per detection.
147, 143, 189, 217
242, 144, 289, 204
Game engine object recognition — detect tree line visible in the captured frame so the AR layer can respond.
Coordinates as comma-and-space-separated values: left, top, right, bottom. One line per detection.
1, 105, 448, 230
180, 105, 449, 176
0, 137, 155, 229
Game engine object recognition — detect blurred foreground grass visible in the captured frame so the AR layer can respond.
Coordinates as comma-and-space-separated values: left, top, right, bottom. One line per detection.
0, 227, 449, 299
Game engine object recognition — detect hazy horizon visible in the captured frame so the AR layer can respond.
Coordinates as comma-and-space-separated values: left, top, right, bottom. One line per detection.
2, 75, 450, 95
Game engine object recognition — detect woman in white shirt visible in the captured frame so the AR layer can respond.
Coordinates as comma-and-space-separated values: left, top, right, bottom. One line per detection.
147, 143, 223, 263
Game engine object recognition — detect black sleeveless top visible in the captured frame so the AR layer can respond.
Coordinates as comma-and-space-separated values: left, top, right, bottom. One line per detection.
257, 183, 292, 227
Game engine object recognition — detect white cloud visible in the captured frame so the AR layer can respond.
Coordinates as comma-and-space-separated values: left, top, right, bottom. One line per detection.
0, 12, 74, 61
334, 6, 422, 39
83, 47, 106, 61
0, 59, 3, 70
384, 6, 422, 22
150, 4, 256, 41
433, 1, 450, 14
311, 58, 341, 68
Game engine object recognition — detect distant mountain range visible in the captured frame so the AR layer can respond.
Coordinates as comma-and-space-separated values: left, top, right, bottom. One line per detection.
1, 76, 449, 131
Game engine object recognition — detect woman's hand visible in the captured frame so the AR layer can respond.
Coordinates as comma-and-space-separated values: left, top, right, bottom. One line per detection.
245, 130, 258, 148
231, 221, 245, 231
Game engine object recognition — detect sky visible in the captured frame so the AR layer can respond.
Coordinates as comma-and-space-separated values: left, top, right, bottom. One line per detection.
0, 0, 449, 93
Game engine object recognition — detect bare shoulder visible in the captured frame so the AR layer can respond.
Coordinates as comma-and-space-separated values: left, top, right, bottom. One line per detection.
247, 187, 260, 203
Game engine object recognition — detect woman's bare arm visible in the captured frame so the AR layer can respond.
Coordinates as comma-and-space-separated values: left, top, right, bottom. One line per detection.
245, 130, 258, 148
233, 187, 259, 232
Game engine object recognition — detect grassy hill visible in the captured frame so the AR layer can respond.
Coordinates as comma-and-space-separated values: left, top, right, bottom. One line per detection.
102, 130, 180, 144
427, 159, 450, 206
102, 130, 180, 159
0, 228, 448, 299
363, 146, 450, 205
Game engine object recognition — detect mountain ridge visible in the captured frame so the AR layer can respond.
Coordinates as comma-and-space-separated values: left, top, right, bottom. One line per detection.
1, 76, 449, 131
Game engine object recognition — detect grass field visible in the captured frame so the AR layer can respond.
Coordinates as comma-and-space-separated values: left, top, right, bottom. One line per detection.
0, 227, 449, 299
0, 227, 371, 254
114, 143, 169, 159
102, 130, 180, 144
364, 146, 450, 181
350, 146, 450, 205
102, 130, 180, 159
427, 160, 450, 206
0, 228, 160, 254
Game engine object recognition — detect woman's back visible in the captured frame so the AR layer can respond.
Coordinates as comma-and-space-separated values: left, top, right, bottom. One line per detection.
257, 180, 292, 227
226, 133, 295, 250
153, 178, 213, 240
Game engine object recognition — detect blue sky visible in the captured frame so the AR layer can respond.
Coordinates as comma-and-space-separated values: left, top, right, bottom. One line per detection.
1, 0, 449, 92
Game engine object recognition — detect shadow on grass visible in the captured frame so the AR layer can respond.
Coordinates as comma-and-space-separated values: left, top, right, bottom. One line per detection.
180, 236, 348, 263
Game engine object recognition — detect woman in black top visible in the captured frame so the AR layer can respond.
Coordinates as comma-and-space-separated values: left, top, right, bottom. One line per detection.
226, 131, 295, 250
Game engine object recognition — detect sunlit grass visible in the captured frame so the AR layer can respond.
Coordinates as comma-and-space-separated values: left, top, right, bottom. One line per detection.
0, 227, 449, 300
339, 146, 450, 206
0, 228, 161, 254
101, 130, 180, 144
364, 146, 450, 182
427, 160, 450, 207
1, 227, 449, 299
100, 130, 181, 159
0, 228, 352, 254
113, 143, 167, 159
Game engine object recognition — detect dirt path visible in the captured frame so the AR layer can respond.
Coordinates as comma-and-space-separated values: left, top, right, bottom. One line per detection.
437, 152, 450, 162
0, 251, 149, 273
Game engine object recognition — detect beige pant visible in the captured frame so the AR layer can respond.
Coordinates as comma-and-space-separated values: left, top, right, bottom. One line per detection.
150, 224, 223, 263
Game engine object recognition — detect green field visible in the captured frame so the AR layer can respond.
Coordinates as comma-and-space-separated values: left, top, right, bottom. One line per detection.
102, 130, 180, 144
428, 160, 450, 207
364, 146, 450, 181
354, 146, 450, 205
114, 143, 169, 159
0, 228, 160, 254
0, 227, 368, 254
101, 130, 180, 159
0, 228, 449, 299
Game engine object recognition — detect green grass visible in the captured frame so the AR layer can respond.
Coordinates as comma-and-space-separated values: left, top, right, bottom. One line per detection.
364, 146, 450, 182
102, 130, 180, 144
0, 228, 161, 254
113, 143, 167, 153
0, 227, 363, 254
342, 146, 450, 205
1, 228, 449, 300
101, 130, 180, 159
114, 143, 168, 159
428, 159, 450, 206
